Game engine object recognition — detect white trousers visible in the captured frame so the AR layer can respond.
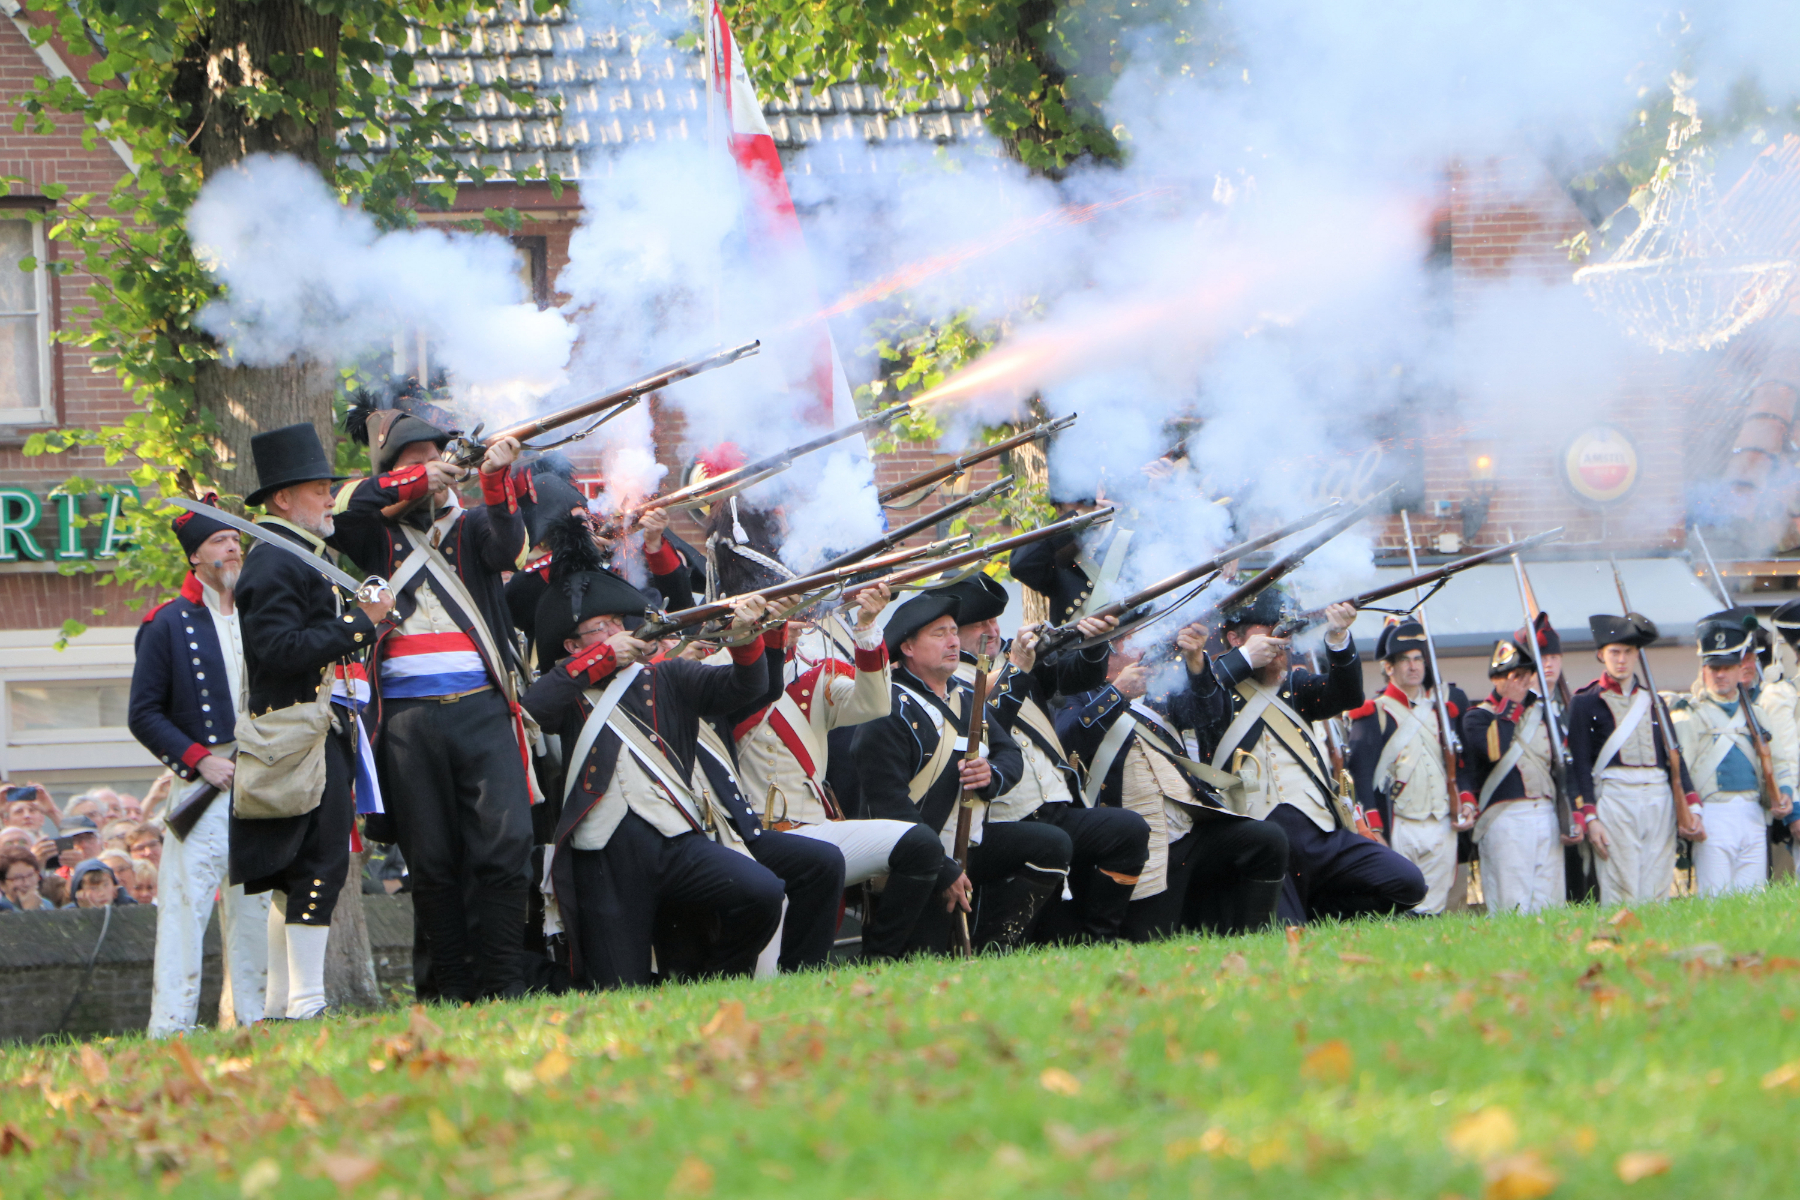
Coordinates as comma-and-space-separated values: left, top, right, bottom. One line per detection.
791, 819, 917, 886
1694, 794, 1768, 897
149, 795, 269, 1036
1595, 766, 1676, 906
1392, 813, 1457, 915
1478, 799, 1565, 915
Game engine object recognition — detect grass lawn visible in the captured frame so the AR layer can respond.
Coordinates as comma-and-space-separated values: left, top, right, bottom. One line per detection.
4, 889, 1800, 1199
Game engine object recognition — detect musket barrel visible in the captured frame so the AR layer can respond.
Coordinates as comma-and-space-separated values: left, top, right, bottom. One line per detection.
876, 414, 1079, 505
817, 475, 1015, 572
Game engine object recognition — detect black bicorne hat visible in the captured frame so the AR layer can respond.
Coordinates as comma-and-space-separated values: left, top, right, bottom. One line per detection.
246, 423, 350, 507
884, 591, 962, 657
533, 511, 648, 661
1488, 637, 1532, 678
1772, 598, 1800, 646
171, 493, 235, 558
1695, 608, 1757, 664
347, 402, 449, 477
523, 472, 588, 548
1221, 585, 1291, 631
933, 572, 1008, 627
1374, 618, 1428, 662
1588, 612, 1658, 650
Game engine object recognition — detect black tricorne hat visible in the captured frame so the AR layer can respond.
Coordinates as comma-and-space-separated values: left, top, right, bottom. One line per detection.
1772, 598, 1800, 647
1514, 611, 1561, 657
885, 591, 961, 657
1221, 585, 1291, 631
934, 573, 1008, 627
1374, 619, 1428, 662
533, 571, 655, 661
1588, 612, 1658, 650
246, 423, 350, 507
171, 493, 236, 559
1695, 608, 1756, 664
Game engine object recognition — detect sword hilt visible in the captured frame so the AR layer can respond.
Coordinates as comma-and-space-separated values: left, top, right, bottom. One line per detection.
356, 576, 392, 605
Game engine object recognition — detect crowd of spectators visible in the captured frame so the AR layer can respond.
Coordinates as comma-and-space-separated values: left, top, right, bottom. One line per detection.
0, 775, 172, 913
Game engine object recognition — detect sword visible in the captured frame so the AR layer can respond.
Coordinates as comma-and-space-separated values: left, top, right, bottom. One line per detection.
166, 497, 391, 603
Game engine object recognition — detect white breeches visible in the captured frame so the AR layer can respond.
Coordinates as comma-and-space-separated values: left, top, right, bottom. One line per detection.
1478, 799, 1565, 915
1595, 766, 1676, 906
1693, 794, 1768, 897
1392, 814, 1457, 915
791, 819, 918, 887
149, 795, 269, 1036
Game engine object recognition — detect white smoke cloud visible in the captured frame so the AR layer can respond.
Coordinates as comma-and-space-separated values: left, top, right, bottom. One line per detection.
188, 153, 576, 410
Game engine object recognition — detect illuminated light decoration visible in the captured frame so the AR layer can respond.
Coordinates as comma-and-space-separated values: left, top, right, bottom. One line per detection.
1562, 424, 1640, 507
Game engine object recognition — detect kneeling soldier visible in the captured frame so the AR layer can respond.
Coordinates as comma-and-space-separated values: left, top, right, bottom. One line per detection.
1668, 610, 1795, 897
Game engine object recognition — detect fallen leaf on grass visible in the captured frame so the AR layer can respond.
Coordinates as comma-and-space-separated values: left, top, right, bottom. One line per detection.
318, 1150, 382, 1190
1286, 926, 1304, 960
78, 1044, 109, 1085
240, 1158, 281, 1197
1045, 1121, 1120, 1158
427, 1109, 460, 1149
699, 1001, 760, 1062
1616, 1151, 1672, 1183
1299, 1039, 1353, 1085
1219, 952, 1249, 976
849, 978, 876, 998
504, 1068, 538, 1094
1039, 1068, 1082, 1096
1338, 952, 1379, 965
1607, 909, 1641, 932
992, 1143, 1030, 1170
1760, 1061, 1800, 1091
0, 1123, 35, 1156
535, 1048, 574, 1084
1447, 1108, 1518, 1160
667, 1156, 715, 1197
1483, 1151, 1560, 1199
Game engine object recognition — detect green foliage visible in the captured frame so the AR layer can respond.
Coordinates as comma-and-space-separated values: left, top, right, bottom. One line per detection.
5, 890, 1800, 1196
6, 0, 548, 606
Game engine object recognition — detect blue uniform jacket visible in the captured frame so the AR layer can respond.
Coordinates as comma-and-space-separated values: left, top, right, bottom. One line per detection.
128, 573, 233, 780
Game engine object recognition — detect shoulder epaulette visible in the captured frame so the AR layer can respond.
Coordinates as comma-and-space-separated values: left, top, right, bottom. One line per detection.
1344, 699, 1378, 721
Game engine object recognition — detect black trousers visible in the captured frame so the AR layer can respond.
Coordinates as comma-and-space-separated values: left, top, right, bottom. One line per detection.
908, 819, 1073, 953
1124, 812, 1288, 941
230, 719, 353, 927
570, 813, 784, 989
1028, 802, 1151, 943
747, 830, 846, 971
1267, 803, 1426, 924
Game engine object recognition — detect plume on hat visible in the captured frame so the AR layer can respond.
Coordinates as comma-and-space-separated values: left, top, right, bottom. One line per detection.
543, 510, 606, 583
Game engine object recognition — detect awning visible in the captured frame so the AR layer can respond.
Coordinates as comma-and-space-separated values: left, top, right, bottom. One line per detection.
1346, 557, 1723, 653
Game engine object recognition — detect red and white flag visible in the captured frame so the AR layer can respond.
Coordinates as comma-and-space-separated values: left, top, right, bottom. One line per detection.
706, 1, 851, 428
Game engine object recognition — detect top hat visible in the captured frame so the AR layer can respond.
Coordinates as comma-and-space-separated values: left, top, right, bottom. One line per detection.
246, 424, 350, 507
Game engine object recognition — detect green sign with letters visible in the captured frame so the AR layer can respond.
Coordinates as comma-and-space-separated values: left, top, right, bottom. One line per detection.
0, 486, 139, 563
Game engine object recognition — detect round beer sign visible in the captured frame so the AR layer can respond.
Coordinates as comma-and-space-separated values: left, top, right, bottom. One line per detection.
1563, 425, 1639, 505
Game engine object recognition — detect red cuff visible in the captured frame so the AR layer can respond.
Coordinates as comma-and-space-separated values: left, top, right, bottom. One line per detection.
379, 463, 431, 504
1686, 792, 1701, 808
762, 622, 788, 652
1364, 810, 1385, 833
854, 642, 888, 672
1458, 791, 1476, 808
729, 635, 766, 665
180, 743, 210, 770
480, 466, 518, 513
567, 642, 617, 684
643, 538, 681, 576
1574, 804, 1597, 830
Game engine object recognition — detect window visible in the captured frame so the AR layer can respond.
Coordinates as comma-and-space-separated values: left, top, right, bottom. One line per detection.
0, 217, 51, 427
6, 680, 132, 744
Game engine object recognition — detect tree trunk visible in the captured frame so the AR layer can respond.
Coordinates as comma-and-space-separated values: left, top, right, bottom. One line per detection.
1013, 438, 1051, 626
193, 0, 343, 487
325, 849, 384, 1011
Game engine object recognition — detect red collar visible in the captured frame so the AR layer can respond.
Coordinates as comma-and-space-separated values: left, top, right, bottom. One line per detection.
179, 572, 205, 605
1601, 673, 1631, 694
1382, 683, 1413, 706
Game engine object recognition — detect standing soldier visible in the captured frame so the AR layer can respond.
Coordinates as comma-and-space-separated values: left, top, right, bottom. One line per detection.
1056, 630, 1290, 939
850, 592, 1072, 953
131, 498, 269, 1034
732, 585, 957, 961
520, 565, 782, 988
1566, 613, 1700, 905
1201, 589, 1425, 922
1346, 620, 1473, 915
936, 574, 1151, 944
1667, 610, 1796, 896
331, 408, 535, 1001
233, 424, 394, 1020
1762, 599, 1800, 869
1460, 637, 1574, 914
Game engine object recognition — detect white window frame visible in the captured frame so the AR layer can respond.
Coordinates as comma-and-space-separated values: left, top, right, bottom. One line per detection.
0, 216, 53, 428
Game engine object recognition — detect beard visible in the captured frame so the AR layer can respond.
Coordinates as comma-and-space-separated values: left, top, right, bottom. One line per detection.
209, 562, 241, 592
295, 511, 335, 539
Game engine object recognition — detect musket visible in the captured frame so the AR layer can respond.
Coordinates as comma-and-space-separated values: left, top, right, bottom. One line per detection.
1508, 550, 1578, 840
816, 475, 1016, 572
609, 400, 915, 533
1691, 525, 1783, 812
440, 340, 760, 467
1272, 528, 1566, 637
165, 772, 229, 841
1608, 555, 1701, 835
634, 536, 969, 641
1032, 498, 1346, 656
837, 506, 1117, 608
950, 634, 995, 958
878, 414, 1079, 507
1401, 510, 1473, 830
